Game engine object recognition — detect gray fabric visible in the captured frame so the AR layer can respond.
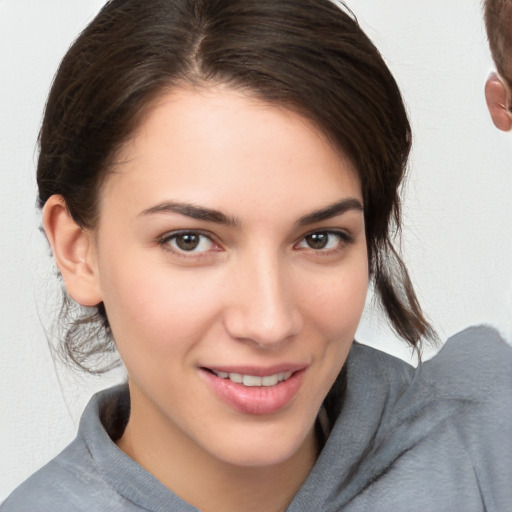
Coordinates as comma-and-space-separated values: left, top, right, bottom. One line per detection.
2, 325, 511, 512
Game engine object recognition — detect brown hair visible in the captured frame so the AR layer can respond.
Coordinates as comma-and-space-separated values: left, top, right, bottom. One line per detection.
485, 0, 512, 86
38, 0, 436, 372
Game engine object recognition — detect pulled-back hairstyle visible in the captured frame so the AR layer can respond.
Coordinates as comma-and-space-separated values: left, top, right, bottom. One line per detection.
38, 0, 435, 372
485, 0, 512, 86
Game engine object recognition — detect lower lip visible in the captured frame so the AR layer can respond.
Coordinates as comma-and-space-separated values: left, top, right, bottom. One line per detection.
201, 369, 305, 415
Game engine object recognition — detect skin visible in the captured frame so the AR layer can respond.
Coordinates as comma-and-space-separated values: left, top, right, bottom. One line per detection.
43, 86, 369, 512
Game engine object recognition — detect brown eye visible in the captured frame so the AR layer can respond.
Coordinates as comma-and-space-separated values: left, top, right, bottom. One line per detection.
161, 232, 216, 253
175, 233, 200, 251
296, 230, 353, 252
304, 232, 329, 249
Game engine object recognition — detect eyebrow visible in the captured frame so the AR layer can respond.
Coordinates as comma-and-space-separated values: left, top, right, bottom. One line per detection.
296, 198, 364, 226
139, 197, 363, 227
139, 201, 239, 227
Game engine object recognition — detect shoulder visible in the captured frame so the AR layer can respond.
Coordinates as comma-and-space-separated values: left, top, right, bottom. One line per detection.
0, 439, 126, 512
1, 386, 139, 512
322, 327, 512, 510
422, 324, 512, 438
415, 325, 512, 510
421, 324, 512, 400
426, 324, 512, 376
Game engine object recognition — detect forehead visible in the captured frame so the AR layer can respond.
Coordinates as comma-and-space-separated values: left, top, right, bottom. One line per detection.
101, 86, 362, 221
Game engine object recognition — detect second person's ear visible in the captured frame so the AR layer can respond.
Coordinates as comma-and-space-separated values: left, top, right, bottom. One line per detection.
485, 72, 512, 132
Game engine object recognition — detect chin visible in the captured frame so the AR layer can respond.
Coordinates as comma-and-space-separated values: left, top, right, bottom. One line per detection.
206, 419, 315, 469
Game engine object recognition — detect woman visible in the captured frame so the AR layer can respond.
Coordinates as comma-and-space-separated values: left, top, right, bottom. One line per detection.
2, 0, 511, 511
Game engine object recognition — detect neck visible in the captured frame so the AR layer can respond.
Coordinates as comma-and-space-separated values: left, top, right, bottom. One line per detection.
117, 386, 319, 512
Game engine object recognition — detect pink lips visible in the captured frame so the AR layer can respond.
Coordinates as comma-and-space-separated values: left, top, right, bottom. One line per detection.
201, 365, 306, 415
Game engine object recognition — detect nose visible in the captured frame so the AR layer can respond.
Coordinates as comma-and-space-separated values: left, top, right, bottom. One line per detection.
223, 252, 303, 349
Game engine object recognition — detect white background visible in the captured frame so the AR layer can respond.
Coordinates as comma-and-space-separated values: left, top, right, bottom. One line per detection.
1, 0, 511, 501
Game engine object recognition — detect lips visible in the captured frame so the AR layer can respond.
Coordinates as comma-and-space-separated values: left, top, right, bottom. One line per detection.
200, 365, 306, 415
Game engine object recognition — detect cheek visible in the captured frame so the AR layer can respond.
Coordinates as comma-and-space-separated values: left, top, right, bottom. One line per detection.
302, 258, 369, 337
97, 253, 223, 356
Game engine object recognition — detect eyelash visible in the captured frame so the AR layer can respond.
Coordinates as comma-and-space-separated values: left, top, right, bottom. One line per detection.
157, 229, 354, 256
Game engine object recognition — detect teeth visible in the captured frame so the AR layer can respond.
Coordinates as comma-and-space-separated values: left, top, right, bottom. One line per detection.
243, 375, 262, 387
262, 374, 278, 386
280, 371, 293, 382
212, 370, 293, 387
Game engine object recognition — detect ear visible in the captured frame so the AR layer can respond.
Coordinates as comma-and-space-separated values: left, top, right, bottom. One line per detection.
485, 72, 512, 131
42, 195, 102, 306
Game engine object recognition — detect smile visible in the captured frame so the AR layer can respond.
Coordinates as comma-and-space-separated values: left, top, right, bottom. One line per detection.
201, 365, 306, 415
210, 370, 293, 387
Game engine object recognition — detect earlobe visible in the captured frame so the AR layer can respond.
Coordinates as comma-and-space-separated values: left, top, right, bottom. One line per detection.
485, 72, 512, 132
42, 195, 102, 307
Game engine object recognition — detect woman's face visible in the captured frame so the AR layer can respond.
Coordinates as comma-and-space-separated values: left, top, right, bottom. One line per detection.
91, 86, 368, 469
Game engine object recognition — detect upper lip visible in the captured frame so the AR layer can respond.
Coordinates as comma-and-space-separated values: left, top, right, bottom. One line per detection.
200, 363, 307, 377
